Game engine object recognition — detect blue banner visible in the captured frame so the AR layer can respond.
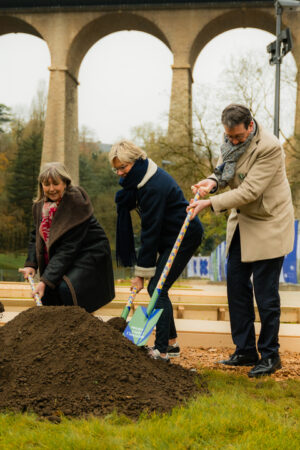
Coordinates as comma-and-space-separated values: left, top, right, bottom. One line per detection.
281, 220, 298, 284
187, 221, 299, 284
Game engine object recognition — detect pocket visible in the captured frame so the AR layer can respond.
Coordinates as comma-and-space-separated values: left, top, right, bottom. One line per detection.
261, 196, 272, 215
239, 194, 272, 219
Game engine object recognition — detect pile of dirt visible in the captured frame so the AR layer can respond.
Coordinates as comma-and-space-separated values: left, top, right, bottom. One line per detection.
0, 306, 206, 419
106, 316, 127, 333
0, 302, 4, 323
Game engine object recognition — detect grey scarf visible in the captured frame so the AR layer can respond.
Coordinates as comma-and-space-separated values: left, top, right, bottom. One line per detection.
214, 122, 256, 188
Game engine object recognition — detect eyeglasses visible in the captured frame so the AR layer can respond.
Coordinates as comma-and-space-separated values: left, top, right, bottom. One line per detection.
225, 132, 249, 144
111, 163, 130, 174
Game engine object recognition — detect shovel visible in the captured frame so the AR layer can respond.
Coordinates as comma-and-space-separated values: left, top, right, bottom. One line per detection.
123, 191, 201, 346
121, 286, 138, 320
107, 287, 138, 333
28, 275, 43, 306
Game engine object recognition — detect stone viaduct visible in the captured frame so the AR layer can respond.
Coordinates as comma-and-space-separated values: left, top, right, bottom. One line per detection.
0, 0, 299, 196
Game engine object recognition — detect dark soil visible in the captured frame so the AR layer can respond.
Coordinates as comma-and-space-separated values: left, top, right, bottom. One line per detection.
107, 316, 127, 333
0, 302, 4, 313
0, 306, 206, 419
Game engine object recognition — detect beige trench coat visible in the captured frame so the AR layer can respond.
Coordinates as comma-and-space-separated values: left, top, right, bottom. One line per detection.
210, 123, 294, 262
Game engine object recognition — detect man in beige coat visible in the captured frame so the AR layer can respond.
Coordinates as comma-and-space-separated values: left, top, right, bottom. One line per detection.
188, 104, 294, 378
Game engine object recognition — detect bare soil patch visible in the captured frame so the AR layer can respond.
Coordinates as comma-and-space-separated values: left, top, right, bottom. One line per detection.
0, 306, 206, 419
173, 347, 300, 381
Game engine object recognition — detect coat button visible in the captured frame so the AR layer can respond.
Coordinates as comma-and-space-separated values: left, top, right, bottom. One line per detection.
237, 209, 240, 213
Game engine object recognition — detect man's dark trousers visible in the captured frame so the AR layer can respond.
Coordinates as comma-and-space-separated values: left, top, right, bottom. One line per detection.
227, 226, 284, 359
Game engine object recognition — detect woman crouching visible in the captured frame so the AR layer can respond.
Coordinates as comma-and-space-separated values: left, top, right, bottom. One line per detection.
19, 162, 115, 313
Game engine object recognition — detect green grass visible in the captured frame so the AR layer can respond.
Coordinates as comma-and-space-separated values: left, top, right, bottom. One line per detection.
0, 370, 299, 449
0, 252, 26, 270
0, 254, 193, 288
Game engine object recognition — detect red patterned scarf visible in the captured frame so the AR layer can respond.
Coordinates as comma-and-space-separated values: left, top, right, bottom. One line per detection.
39, 200, 61, 264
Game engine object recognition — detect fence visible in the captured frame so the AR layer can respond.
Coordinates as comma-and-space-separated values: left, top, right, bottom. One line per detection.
187, 220, 300, 284
2, 220, 299, 283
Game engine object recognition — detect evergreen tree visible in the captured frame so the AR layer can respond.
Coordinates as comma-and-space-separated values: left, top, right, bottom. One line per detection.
79, 150, 119, 248
7, 131, 43, 232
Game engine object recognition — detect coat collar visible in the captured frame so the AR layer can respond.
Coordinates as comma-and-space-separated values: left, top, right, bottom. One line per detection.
236, 120, 261, 169
137, 158, 157, 188
236, 121, 261, 169
35, 186, 93, 250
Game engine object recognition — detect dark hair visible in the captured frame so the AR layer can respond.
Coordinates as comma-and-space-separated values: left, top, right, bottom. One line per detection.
221, 104, 252, 129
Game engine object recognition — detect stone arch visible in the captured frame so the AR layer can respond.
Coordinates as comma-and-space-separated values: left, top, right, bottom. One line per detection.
189, 9, 278, 72
67, 12, 172, 78
0, 15, 51, 71
0, 14, 43, 39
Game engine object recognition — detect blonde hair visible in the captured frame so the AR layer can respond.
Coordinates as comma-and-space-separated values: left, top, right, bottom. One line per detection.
108, 140, 147, 165
35, 162, 72, 202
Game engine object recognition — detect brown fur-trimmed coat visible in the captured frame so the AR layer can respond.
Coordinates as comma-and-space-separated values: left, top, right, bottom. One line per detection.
25, 186, 115, 312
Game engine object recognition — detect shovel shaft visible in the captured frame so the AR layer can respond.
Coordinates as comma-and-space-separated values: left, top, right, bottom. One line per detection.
146, 191, 201, 316
28, 275, 43, 307
121, 287, 138, 320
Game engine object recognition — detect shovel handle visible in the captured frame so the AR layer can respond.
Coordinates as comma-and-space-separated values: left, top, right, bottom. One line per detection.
28, 275, 43, 307
121, 286, 138, 320
146, 191, 201, 316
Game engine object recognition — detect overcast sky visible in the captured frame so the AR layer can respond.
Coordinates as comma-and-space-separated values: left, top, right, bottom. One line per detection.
0, 27, 296, 143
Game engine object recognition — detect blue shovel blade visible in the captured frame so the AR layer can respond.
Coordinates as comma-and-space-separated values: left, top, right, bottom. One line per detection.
123, 306, 163, 346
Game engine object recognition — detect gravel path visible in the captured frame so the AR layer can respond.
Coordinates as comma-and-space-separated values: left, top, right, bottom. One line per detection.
173, 347, 300, 381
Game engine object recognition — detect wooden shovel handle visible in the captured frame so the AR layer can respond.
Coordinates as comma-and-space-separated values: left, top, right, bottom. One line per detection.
121, 286, 138, 320
146, 191, 201, 316
28, 275, 43, 307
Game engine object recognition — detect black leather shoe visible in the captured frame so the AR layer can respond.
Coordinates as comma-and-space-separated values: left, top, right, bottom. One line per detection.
248, 356, 282, 378
216, 353, 259, 367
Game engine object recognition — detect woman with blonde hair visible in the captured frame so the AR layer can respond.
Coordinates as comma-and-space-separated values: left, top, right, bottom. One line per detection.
19, 162, 115, 312
109, 141, 203, 361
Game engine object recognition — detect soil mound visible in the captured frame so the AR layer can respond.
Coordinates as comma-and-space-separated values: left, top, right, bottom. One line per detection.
0, 306, 206, 419
107, 316, 127, 333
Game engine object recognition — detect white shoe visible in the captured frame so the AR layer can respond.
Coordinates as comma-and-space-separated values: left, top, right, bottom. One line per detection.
148, 348, 170, 362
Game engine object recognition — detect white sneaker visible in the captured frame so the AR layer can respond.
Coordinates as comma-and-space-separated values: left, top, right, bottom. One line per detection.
148, 348, 170, 362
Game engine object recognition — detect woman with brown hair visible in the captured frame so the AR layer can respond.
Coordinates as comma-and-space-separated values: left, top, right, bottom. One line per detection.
19, 162, 115, 313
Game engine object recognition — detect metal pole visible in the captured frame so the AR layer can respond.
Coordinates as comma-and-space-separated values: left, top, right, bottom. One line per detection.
274, 2, 282, 137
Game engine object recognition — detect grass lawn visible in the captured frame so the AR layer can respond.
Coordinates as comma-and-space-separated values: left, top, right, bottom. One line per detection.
0, 370, 299, 449
0, 253, 27, 270
0, 253, 200, 288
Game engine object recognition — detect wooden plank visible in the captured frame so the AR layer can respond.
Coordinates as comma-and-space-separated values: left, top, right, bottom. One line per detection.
1, 298, 300, 322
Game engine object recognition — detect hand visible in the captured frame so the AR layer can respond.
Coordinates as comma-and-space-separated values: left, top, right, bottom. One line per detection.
18, 267, 36, 280
187, 199, 212, 219
33, 281, 46, 300
191, 179, 217, 197
131, 276, 144, 293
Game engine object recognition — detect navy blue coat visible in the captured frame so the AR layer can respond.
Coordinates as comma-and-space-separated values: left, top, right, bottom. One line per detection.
136, 167, 203, 270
